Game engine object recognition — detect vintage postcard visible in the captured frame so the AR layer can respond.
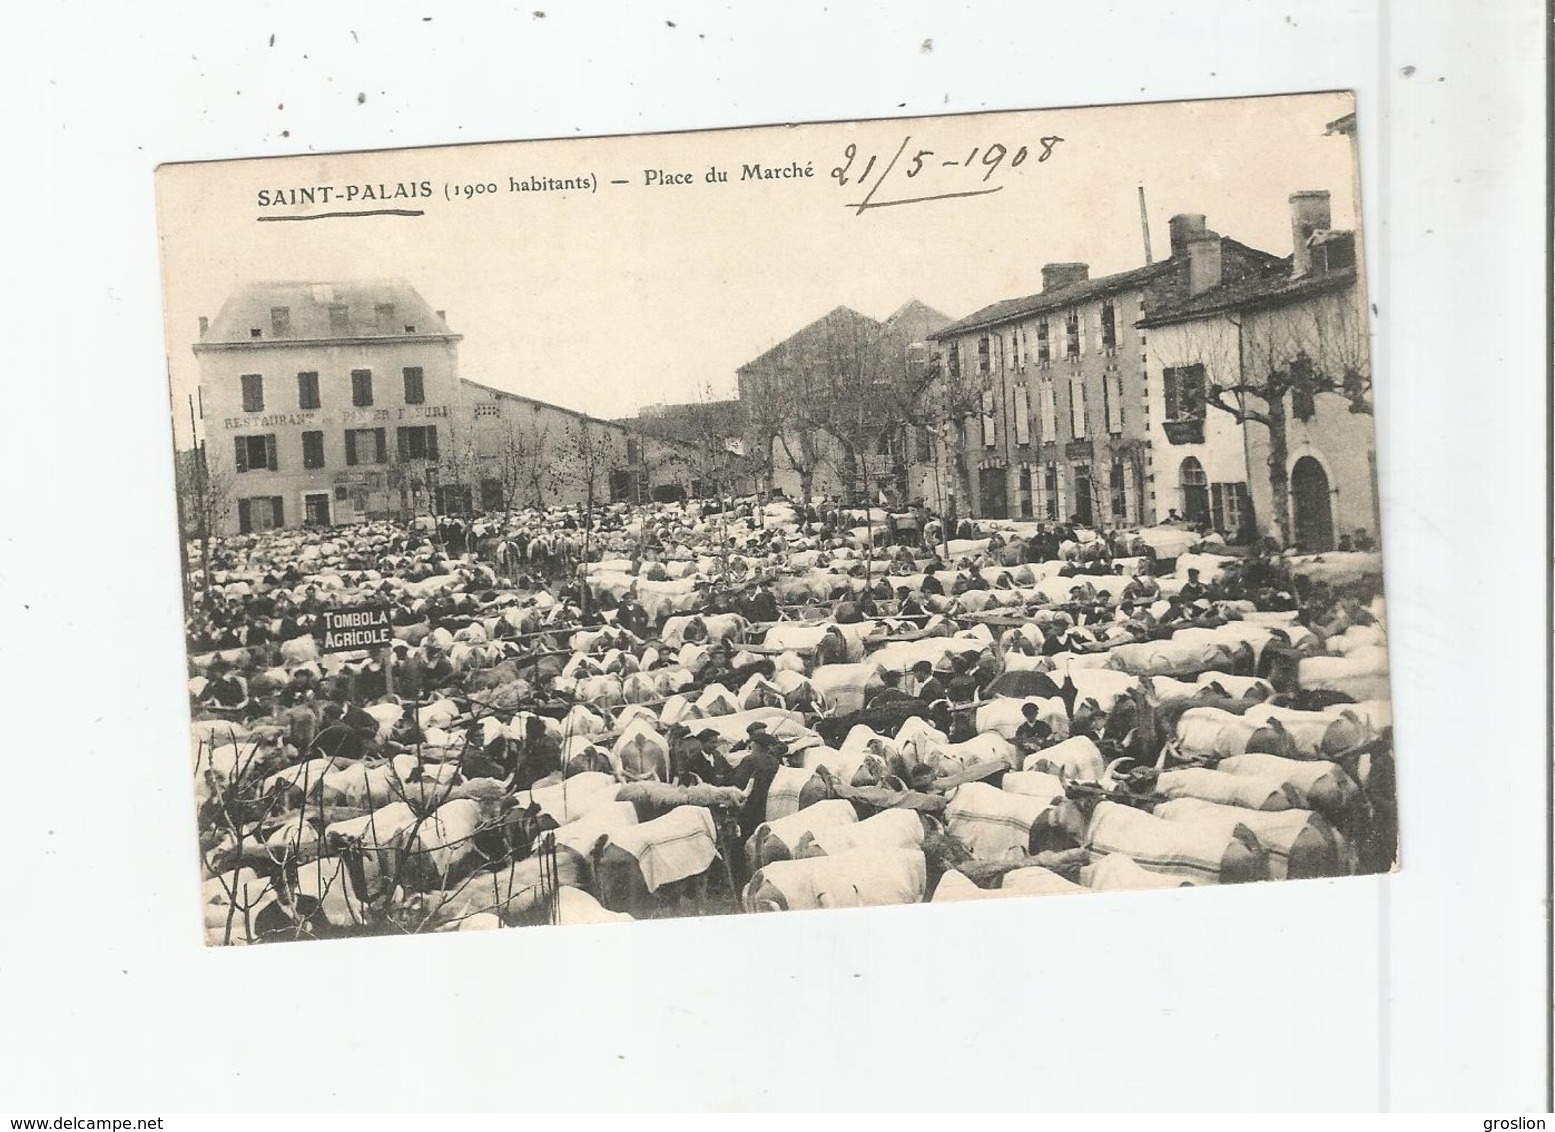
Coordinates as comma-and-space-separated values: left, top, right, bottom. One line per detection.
157, 91, 1395, 946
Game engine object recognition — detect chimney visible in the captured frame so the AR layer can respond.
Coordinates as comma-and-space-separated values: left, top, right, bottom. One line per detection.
1290, 190, 1331, 276
1168, 214, 1207, 258
436, 309, 447, 321
198, 316, 208, 336
1187, 231, 1223, 296
1041, 262, 1090, 292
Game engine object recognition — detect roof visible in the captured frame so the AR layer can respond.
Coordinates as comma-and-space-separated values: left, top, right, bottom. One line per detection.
737, 305, 881, 374
461, 379, 704, 451
1136, 263, 1359, 327
880, 299, 953, 345
930, 238, 1280, 340
195, 279, 458, 348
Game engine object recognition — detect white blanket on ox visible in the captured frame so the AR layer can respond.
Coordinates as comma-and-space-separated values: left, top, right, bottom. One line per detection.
286, 857, 371, 928
801, 744, 885, 787
1154, 767, 1298, 811
1217, 753, 1358, 817
1175, 706, 1261, 758
753, 799, 858, 857
1299, 649, 1390, 700
606, 805, 719, 894
1085, 801, 1254, 886
765, 765, 820, 822
1080, 852, 1191, 892
805, 807, 923, 857
750, 848, 926, 911
1194, 672, 1273, 700
1107, 639, 1233, 678
945, 782, 1053, 859
556, 885, 634, 925
931, 869, 1018, 903
977, 697, 1069, 741
870, 638, 984, 675
520, 773, 621, 824
416, 698, 460, 731
658, 694, 705, 728
808, 663, 883, 714
693, 708, 814, 745
1287, 551, 1385, 586
1023, 735, 1105, 783
1326, 623, 1387, 657
738, 674, 787, 711
1242, 703, 1369, 755
1153, 798, 1333, 881
1001, 770, 1067, 803
914, 731, 1018, 772
550, 800, 642, 856
694, 683, 740, 717
1053, 667, 1139, 712
763, 624, 840, 653
611, 719, 670, 782
1000, 866, 1087, 896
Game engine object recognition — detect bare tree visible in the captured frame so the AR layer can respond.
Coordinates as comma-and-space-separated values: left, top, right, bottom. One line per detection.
1183, 286, 1371, 547
493, 417, 551, 516
176, 443, 232, 604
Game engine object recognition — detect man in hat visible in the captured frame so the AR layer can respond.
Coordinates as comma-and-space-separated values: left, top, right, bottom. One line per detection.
675, 727, 732, 786
1178, 568, 1207, 605
1014, 701, 1052, 756
615, 589, 650, 638
909, 660, 948, 703
1122, 566, 1160, 604
742, 578, 780, 624
894, 585, 927, 622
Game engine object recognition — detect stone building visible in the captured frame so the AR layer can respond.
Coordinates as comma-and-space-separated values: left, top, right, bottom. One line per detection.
928, 228, 1280, 525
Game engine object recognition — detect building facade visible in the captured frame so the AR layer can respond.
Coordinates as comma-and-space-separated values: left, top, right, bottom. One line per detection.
1138, 191, 1377, 551
928, 227, 1280, 526
193, 280, 706, 534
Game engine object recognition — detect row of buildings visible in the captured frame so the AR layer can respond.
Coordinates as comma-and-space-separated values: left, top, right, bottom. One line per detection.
726, 115, 1376, 553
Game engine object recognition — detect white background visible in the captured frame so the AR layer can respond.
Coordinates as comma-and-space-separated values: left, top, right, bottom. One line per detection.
3, 0, 1547, 1113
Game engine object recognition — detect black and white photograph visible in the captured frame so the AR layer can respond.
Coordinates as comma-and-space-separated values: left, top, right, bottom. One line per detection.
157, 91, 1394, 945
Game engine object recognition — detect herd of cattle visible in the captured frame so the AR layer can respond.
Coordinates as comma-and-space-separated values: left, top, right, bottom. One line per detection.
188, 499, 1395, 945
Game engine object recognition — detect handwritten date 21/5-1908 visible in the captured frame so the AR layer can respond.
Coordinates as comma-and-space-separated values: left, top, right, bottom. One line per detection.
831, 134, 1064, 214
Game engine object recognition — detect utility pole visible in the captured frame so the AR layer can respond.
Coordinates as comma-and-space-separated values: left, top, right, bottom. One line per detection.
1138, 184, 1154, 265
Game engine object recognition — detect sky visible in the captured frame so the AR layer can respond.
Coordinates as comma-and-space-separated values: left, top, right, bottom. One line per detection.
157, 91, 1358, 443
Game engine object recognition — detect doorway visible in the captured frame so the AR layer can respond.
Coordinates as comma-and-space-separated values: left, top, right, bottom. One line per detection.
1291, 456, 1335, 552
303, 492, 331, 527
977, 465, 1008, 519
1180, 457, 1210, 526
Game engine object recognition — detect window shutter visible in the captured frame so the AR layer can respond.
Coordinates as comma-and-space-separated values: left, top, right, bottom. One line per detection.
1164, 368, 1180, 420
266, 434, 279, 470
1013, 386, 1031, 446
1212, 482, 1225, 530
427, 427, 439, 461
397, 427, 409, 461
345, 430, 359, 466
271, 496, 284, 527
236, 498, 251, 534
1112, 373, 1125, 432
1071, 379, 1087, 439
234, 436, 248, 473
374, 429, 388, 463
1078, 310, 1088, 356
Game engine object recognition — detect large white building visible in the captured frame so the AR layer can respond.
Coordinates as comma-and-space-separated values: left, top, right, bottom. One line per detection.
191, 280, 707, 534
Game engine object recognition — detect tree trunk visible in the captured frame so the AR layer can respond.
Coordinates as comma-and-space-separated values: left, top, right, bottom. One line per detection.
799, 467, 815, 504
1265, 398, 1292, 549
838, 445, 860, 504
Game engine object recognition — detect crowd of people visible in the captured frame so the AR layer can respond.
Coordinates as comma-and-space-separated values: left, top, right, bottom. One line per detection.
189, 493, 1394, 942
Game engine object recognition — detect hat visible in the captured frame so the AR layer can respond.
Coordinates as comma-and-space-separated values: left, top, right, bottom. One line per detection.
696, 727, 721, 741
745, 721, 769, 736
751, 730, 785, 751
912, 660, 934, 674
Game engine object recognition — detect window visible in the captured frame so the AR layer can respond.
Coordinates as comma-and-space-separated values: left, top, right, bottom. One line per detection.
475, 402, 499, 418
981, 390, 997, 447
1073, 464, 1094, 526
1043, 463, 1060, 520
345, 427, 388, 466
1110, 458, 1128, 521
1039, 380, 1059, 443
480, 478, 505, 512
375, 303, 396, 334
270, 307, 291, 337
236, 496, 284, 534
914, 426, 933, 462
403, 366, 426, 404
977, 335, 991, 374
1070, 376, 1088, 439
302, 430, 325, 470
240, 374, 264, 413
233, 434, 276, 473
875, 429, 893, 457
297, 371, 320, 410
1036, 319, 1051, 363
1100, 301, 1117, 350
1211, 482, 1252, 541
1012, 329, 1022, 370
249, 328, 263, 339
329, 304, 351, 335
1017, 466, 1034, 518
947, 342, 961, 379
1065, 312, 1081, 358
397, 425, 439, 461
351, 369, 374, 407
304, 493, 331, 527
1013, 386, 1031, 446
1102, 370, 1126, 434
405, 324, 417, 334
1163, 363, 1208, 420
626, 438, 641, 464
1179, 456, 1210, 525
